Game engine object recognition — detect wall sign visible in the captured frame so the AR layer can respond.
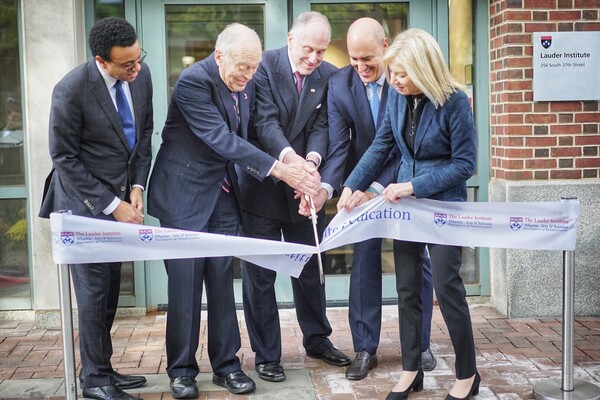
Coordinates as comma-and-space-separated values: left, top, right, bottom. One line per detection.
533, 32, 600, 101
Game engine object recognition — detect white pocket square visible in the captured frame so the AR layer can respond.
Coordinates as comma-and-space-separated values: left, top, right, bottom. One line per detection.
316, 103, 322, 109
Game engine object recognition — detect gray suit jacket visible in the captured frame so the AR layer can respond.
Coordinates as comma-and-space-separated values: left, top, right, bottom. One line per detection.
39, 59, 153, 219
237, 46, 338, 223
147, 54, 276, 231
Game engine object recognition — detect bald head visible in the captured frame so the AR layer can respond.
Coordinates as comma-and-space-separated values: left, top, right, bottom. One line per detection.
347, 18, 385, 48
346, 18, 388, 84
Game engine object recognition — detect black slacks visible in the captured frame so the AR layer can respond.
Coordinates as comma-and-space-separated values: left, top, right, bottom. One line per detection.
393, 240, 476, 378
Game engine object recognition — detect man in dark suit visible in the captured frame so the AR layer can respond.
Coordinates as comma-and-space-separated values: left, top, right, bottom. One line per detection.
146, 23, 320, 399
39, 17, 152, 400
238, 12, 350, 384
305, 18, 437, 381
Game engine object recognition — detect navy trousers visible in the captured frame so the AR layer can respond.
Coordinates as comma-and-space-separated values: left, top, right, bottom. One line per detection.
71, 261, 121, 388
348, 239, 434, 354
162, 190, 242, 378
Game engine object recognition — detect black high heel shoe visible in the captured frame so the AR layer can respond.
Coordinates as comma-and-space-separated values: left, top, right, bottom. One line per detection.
445, 371, 480, 400
385, 369, 424, 400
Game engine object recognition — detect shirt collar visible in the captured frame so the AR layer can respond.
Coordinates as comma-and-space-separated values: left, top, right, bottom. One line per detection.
95, 60, 119, 89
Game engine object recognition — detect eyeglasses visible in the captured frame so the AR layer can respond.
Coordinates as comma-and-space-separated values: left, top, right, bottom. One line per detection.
109, 49, 147, 73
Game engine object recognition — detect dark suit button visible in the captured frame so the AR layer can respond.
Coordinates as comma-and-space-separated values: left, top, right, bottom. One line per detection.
90, 206, 95, 210
120, 186, 126, 192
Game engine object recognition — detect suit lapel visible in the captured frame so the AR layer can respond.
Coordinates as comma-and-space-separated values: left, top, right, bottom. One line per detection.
273, 49, 297, 124
238, 89, 250, 138
350, 73, 373, 140
206, 54, 239, 133
413, 99, 435, 154
378, 82, 390, 128
129, 76, 144, 154
289, 67, 326, 142
88, 61, 131, 152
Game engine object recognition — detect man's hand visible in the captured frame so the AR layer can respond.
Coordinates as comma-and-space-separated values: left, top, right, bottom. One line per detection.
283, 151, 306, 165
298, 188, 328, 217
271, 161, 321, 197
112, 200, 144, 224
337, 186, 370, 212
129, 187, 144, 213
382, 182, 414, 203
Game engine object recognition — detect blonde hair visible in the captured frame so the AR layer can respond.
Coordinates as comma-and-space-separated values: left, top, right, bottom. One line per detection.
383, 28, 464, 108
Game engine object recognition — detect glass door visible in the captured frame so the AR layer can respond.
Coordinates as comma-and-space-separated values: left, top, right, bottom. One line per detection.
138, 0, 482, 308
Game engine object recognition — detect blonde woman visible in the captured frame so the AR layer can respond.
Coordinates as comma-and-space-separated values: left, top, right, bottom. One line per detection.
338, 28, 479, 400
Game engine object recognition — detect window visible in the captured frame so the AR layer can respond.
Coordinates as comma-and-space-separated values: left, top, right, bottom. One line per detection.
0, 0, 30, 302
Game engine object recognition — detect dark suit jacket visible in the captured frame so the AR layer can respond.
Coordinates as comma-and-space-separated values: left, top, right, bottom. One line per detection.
238, 46, 338, 223
321, 66, 399, 196
147, 53, 276, 231
39, 60, 153, 219
345, 89, 476, 202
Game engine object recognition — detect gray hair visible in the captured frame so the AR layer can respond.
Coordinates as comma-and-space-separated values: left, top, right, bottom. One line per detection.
215, 23, 261, 57
289, 11, 331, 40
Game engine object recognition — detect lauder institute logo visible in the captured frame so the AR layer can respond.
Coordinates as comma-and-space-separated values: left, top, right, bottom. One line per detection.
509, 217, 523, 231
139, 229, 153, 243
61, 232, 75, 246
541, 35, 552, 49
434, 213, 447, 226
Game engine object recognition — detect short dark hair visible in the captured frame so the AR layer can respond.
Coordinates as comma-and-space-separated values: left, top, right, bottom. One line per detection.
89, 17, 137, 61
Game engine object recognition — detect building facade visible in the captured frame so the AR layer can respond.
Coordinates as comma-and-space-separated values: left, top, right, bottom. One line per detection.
0, 0, 598, 325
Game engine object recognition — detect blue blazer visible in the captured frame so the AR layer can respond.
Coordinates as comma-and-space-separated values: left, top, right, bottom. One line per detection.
147, 54, 276, 231
40, 59, 153, 219
321, 66, 400, 195
345, 89, 476, 202
237, 46, 337, 222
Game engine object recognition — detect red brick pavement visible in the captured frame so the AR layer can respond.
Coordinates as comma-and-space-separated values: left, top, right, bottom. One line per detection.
0, 305, 599, 399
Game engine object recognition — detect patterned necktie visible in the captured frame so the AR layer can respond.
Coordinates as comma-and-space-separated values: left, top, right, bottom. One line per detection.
294, 71, 304, 96
368, 82, 380, 126
114, 80, 136, 151
230, 91, 240, 130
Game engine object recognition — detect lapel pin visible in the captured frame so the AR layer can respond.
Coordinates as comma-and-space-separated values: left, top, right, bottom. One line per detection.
243, 93, 248, 100
310, 88, 316, 93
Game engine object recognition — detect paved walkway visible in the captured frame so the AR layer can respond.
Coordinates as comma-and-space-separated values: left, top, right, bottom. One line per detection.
1, 304, 599, 399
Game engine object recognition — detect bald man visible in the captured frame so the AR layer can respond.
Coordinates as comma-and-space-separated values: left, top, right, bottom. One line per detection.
310, 18, 437, 380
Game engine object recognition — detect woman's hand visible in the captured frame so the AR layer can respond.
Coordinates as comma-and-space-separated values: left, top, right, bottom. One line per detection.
383, 182, 414, 203
337, 186, 370, 211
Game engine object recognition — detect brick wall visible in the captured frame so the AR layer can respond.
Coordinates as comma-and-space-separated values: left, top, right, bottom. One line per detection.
489, 0, 600, 180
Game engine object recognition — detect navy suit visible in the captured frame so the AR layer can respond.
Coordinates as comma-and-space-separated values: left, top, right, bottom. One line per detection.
39, 60, 153, 388
237, 47, 338, 365
147, 54, 276, 378
345, 88, 477, 378
323, 66, 434, 355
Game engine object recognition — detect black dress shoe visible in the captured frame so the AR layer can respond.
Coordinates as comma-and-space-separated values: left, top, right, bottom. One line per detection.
212, 370, 256, 394
307, 347, 351, 366
256, 362, 286, 382
79, 370, 147, 390
345, 351, 378, 380
385, 369, 424, 400
170, 376, 199, 399
82, 385, 139, 400
421, 348, 437, 372
445, 372, 480, 400
112, 371, 147, 389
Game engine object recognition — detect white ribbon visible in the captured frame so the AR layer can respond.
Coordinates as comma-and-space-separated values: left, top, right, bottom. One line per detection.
50, 198, 578, 277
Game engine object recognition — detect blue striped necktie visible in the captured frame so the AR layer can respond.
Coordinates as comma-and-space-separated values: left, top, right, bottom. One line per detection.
368, 82, 380, 127
114, 80, 136, 151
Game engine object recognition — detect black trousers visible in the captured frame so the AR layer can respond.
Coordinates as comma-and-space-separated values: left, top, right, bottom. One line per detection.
393, 240, 476, 378
241, 209, 333, 365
